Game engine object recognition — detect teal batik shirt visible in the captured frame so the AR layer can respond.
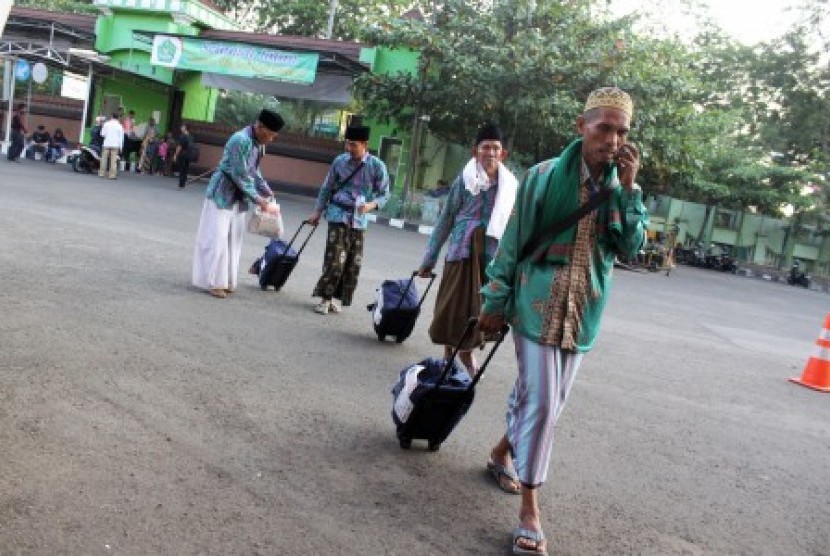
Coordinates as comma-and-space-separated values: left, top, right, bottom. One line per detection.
206, 126, 272, 212
314, 152, 390, 230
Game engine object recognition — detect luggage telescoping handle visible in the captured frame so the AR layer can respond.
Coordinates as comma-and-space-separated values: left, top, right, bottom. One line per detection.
280, 220, 317, 257
435, 317, 510, 390
395, 270, 438, 311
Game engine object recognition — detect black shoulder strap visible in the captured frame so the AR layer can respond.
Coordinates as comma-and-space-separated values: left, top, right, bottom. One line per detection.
333, 161, 365, 193
326, 161, 365, 209
519, 187, 614, 263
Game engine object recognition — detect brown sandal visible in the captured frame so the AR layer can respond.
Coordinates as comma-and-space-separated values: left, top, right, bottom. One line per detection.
208, 289, 227, 298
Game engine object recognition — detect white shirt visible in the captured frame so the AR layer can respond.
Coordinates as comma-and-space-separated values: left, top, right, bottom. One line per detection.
101, 119, 125, 149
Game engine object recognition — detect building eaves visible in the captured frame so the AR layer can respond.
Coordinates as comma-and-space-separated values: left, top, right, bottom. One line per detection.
8, 6, 97, 37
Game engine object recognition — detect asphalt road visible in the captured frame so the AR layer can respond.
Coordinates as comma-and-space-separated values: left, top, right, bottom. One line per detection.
1, 161, 829, 555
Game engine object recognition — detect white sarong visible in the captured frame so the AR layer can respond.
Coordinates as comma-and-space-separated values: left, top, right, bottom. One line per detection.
192, 199, 246, 291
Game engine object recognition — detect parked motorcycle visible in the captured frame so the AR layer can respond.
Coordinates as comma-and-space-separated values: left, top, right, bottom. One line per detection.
787, 261, 810, 288
69, 144, 111, 174
717, 248, 739, 273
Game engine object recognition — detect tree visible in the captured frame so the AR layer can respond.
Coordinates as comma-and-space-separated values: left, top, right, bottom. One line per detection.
355, 0, 712, 191
210, 0, 417, 39
13, 0, 97, 14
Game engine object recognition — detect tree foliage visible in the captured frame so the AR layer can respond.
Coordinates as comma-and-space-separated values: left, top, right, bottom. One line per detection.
209, 0, 417, 40
13, 0, 97, 14
353, 0, 827, 219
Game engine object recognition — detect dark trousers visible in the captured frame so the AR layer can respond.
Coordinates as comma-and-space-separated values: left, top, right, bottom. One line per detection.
178, 156, 190, 187
7, 131, 24, 161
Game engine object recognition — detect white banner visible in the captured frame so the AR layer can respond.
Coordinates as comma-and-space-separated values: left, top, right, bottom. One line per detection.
0, 0, 11, 37
61, 71, 89, 101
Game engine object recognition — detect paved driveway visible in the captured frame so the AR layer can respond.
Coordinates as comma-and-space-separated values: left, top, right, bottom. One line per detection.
1, 162, 828, 555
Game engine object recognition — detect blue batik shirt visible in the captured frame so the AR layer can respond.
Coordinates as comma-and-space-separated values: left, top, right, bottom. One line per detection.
314, 152, 390, 230
206, 126, 273, 211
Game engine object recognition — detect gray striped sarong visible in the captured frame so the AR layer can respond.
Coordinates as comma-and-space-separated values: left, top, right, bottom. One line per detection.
506, 334, 583, 487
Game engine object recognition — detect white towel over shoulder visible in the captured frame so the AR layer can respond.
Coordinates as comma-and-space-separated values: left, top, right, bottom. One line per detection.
461, 158, 518, 240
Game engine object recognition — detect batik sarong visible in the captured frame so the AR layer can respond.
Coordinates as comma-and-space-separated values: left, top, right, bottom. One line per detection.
312, 222, 364, 306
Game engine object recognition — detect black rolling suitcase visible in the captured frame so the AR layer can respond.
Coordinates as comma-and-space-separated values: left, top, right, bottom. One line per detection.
256, 220, 317, 291
368, 270, 437, 343
391, 318, 509, 451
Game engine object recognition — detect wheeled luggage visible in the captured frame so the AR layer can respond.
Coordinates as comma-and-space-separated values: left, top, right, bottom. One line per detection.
391, 318, 509, 451
256, 220, 316, 291
368, 271, 436, 343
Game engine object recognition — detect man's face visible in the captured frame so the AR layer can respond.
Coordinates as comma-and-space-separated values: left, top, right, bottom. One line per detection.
473, 139, 506, 172
345, 140, 368, 161
576, 107, 631, 169
254, 122, 279, 144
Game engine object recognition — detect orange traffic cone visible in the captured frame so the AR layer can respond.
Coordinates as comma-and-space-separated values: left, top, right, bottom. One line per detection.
790, 313, 830, 392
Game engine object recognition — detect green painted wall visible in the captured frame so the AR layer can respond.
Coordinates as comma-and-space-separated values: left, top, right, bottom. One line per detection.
93, 75, 172, 133
95, 13, 198, 85
364, 47, 422, 194
177, 71, 217, 122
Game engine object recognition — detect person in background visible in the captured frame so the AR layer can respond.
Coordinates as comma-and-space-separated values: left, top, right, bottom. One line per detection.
192, 109, 284, 298
26, 125, 51, 159
155, 133, 173, 175
46, 128, 69, 163
90, 116, 105, 152
478, 87, 648, 556
173, 123, 194, 188
425, 178, 451, 198
121, 109, 135, 136
6, 104, 27, 162
417, 123, 518, 375
99, 113, 124, 180
137, 117, 159, 174
307, 116, 390, 315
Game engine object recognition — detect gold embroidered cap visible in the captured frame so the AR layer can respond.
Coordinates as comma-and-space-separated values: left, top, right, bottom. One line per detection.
584, 87, 633, 118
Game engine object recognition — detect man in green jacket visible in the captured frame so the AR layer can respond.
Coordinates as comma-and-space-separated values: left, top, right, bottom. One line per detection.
478, 87, 648, 555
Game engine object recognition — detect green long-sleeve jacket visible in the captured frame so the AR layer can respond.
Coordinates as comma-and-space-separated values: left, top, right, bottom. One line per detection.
481, 154, 648, 352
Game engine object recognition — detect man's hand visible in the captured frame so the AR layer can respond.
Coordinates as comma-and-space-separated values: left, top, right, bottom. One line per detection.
478, 312, 505, 334
357, 201, 376, 215
307, 210, 322, 226
417, 266, 433, 279
264, 201, 279, 216
615, 143, 640, 191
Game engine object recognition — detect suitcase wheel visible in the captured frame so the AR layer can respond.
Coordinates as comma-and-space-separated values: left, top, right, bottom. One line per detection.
399, 437, 412, 449
395, 337, 404, 344
428, 441, 440, 452
377, 334, 386, 342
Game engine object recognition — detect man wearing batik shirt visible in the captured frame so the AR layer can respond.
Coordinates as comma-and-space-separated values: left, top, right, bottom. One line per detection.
417, 123, 518, 375
478, 87, 648, 556
192, 109, 284, 299
308, 116, 390, 315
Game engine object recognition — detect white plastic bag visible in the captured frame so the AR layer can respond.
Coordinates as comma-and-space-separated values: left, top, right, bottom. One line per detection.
247, 204, 283, 239
393, 364, 424, 423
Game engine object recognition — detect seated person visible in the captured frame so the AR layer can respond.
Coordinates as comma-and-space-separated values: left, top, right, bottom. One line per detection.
26, 125, 51, 159
90, 116, 105, 152
46, 128, 69, 162
425, 179, 451, 198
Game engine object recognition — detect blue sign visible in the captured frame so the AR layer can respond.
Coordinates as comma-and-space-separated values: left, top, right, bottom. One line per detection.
15, 59, 30, 81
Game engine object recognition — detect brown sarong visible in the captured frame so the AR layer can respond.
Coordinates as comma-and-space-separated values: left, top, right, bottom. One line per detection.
312, 222, 364, 306
428, 227, 487, 350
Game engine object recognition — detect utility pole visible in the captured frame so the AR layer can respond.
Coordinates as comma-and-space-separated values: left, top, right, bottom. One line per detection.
325, 0, 338, 39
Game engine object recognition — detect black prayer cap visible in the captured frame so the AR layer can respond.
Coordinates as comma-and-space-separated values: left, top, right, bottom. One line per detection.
475, 122, 503, 146
345, 114, 370, 142
258, 109, 285, 132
